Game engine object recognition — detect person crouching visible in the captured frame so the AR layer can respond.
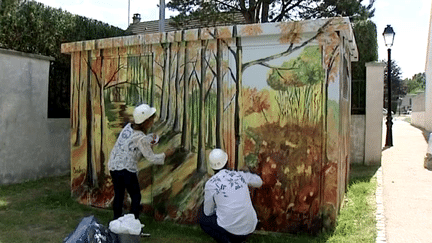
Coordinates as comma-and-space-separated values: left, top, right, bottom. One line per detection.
200, 149, 263, 243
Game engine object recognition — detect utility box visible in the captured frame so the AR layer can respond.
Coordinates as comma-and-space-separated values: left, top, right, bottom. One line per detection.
61, 17, 357, 234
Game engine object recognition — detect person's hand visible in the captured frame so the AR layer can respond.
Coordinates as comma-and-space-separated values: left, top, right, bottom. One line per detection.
164, 147, 175, 157
149, 133, 159, 145
240, 165, 250, 172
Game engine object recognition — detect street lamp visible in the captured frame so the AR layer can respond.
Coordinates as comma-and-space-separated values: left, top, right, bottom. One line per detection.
383, 25, 395, 147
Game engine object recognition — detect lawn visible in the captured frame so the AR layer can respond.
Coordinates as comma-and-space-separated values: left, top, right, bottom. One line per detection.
0, 164, 378, 243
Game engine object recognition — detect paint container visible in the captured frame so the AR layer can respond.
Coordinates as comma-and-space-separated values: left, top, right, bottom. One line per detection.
117, 233, 140, 243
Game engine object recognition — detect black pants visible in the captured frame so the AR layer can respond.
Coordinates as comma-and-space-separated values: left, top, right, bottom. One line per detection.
200, 214, 250, 243
110, 169, 141, 220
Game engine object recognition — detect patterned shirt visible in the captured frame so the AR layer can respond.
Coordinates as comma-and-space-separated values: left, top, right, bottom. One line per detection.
108, 123, 165, 173
204, 169, 263, 235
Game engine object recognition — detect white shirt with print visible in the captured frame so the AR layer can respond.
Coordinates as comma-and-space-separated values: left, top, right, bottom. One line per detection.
108, 123, 165, 173
204, 169, 263, 235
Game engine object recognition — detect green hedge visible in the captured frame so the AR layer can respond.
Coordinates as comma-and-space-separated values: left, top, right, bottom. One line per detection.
351, 20, 378, 115
0, 0, 129, 118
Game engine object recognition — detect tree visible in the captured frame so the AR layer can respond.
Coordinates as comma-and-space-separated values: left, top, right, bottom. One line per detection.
404, 72, 426, 94
351, 20, 378, 80
167, 0, 375, 26
350, 19, 378, 114
384, 60, 406, 111
266, 46, 324, 124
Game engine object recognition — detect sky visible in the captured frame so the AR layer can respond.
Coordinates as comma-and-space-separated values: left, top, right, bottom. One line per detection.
35, 0, 431, 80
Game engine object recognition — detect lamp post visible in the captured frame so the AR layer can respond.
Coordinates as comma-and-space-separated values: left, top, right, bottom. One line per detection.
383, 25, 395, 147
159, 0, 165, 32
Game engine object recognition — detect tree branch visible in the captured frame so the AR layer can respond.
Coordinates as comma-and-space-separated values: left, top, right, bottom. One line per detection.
104, 64, 126, 89
224, 93, 236, 112
204, 56, 217, 77
193, 69, 201, 86
258, 62, 297, 70
228, 66, 237, 82
104, 80, 129, 89
272, 0, 306, 22
326, 45, 340, 81
242, 19, 333, 72
155, 60, 163, 69
274, 68, 289, 83
188, 59, 198, 85
84, 58, 101, 88
85, 58, 125, 90
204, 75, 217, 101
207, 31, 237, 58
214, 0, 242, 12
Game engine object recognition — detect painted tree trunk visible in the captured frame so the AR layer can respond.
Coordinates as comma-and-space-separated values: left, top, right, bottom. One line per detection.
181, 38, 191, 151
174, 42, 182, 132
197, 38, 207, 173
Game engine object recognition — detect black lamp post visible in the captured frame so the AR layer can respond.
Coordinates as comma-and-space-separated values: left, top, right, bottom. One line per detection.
383, 25, 395, 147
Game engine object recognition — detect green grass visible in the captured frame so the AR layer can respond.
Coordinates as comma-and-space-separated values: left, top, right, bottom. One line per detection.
0, 165, 378, 243
327, 165, 379, 243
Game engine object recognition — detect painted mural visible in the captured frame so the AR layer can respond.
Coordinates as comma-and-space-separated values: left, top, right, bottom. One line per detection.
62, 17, 357, 234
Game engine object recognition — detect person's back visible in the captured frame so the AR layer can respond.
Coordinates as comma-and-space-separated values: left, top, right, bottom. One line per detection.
204, 169, 262, 235
200, 149, 262, 243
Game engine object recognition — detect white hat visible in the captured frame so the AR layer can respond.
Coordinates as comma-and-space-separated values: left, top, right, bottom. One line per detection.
209, 149, 228, 170
133, 104, 156, 124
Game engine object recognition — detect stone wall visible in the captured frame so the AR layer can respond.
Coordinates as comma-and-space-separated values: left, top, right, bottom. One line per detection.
0, 49, 70, 185
411, 92, 426, 129
351, 115, 365, 164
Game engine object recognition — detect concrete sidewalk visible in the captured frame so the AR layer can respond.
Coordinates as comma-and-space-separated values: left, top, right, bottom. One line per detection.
379, 118, 432, 243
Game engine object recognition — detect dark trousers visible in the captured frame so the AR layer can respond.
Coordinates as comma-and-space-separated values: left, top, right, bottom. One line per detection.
200, 214, 250, 243
110, 169, 141, 220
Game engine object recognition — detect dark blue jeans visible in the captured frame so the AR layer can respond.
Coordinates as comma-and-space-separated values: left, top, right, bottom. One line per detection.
110, 169, 141, 220
200, 214, 250, 243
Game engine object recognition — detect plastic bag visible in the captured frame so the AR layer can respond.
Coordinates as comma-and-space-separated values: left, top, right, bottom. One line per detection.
63, 215, 118, 243
109, 214, 144, 235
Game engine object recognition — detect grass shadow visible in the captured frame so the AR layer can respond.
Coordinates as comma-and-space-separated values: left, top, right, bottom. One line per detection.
349, 164, 380, 182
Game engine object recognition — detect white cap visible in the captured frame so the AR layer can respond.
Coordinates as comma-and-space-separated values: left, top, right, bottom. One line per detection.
133, 104, 156, 124
208, 149, 228, 170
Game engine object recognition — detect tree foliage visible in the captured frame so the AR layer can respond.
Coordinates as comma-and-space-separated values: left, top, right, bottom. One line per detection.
404, 72, 425, 94
350, 19, 377, 114
267, 45, 324, 90
384, 60, 406, 110
351, 19, 378, 80
266, 46, 324, 125
167, 0, 375, 27
0, 0, 127, 117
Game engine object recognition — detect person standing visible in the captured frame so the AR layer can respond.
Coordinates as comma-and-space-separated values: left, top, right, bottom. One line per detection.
108, 104, 174, 220
200, 149, 263, 243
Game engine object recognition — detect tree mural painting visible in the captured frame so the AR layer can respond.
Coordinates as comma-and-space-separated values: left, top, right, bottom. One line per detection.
69, 46, 130, 207
235, 19, 350, 233
61, 17, 357, 233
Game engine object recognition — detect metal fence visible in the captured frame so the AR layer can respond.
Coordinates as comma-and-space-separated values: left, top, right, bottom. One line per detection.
351, 79, 366, 115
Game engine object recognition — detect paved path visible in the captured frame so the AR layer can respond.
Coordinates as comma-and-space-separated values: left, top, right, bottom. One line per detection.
379, 119, 432, 243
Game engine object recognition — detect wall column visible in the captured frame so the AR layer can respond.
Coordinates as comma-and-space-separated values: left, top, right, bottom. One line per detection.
425, 62, 432, 132
365, 62, 386, 165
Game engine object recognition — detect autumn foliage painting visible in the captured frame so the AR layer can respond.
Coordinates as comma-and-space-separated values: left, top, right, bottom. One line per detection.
62, 17, 356, 234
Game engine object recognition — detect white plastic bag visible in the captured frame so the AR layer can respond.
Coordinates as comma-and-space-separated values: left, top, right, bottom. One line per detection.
109, 214, 144, 235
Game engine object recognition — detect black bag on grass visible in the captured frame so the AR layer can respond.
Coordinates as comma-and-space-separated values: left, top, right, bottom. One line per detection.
63, 215, 118, 243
